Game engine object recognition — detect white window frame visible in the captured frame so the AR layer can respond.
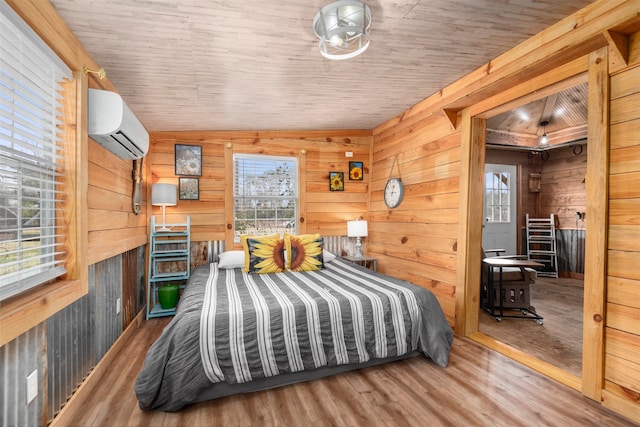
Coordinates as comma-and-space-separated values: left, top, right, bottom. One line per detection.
233, 153, 298, 242
484, 170, 512, 224
0, 1, 72, 301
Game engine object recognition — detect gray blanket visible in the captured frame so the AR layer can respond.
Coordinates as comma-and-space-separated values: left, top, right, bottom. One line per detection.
135, 258, 453, 411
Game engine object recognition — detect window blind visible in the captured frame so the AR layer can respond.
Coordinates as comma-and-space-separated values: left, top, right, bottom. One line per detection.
233, 154, 298, 240
0, 1, 72, 300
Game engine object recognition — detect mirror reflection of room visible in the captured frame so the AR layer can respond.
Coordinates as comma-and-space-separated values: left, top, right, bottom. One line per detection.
479, 82, 588, 378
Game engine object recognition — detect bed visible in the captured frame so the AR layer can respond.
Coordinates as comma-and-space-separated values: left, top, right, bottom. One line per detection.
135, 252, 453, 411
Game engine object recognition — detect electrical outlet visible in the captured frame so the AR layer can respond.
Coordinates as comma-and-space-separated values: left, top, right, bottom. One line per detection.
27, 370, 38, 404
345, 151, 353, 157
116, 298, 121, 314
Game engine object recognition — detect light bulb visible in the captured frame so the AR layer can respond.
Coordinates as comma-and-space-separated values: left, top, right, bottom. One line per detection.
539, 120, 549, 145
329, 34, 343, 47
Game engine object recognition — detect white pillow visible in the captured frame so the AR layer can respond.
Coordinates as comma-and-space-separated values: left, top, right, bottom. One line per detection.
323, 249, 337, 263
219, 249, 335, 269
218, 251, 245, 269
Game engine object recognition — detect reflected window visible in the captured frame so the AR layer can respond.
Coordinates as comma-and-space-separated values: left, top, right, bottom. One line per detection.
485, 172, 511, 223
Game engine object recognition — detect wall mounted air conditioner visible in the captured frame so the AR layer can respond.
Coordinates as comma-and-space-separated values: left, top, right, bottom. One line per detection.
88, 88, 149, 159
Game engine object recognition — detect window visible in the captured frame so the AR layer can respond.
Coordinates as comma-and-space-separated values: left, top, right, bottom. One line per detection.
233, 154, 298, 241
485, 171, 511, 223
0, 2, 72, 301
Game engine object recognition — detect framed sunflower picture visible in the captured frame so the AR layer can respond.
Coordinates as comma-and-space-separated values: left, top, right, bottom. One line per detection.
329, 172, 344, 191
349, 161, 364, 180
175, 144, 202, 176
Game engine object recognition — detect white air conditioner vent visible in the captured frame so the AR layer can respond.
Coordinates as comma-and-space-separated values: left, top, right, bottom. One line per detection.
88, 88, 149, 159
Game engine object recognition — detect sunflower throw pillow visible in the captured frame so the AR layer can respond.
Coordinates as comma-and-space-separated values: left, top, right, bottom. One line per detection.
241, 234, 286, 274
285, 233, 324, 272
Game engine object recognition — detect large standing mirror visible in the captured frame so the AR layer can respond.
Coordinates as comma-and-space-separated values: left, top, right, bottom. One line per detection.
478, 81, 588, 379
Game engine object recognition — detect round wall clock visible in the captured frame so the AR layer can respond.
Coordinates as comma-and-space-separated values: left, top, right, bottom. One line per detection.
384, 177, 404, 208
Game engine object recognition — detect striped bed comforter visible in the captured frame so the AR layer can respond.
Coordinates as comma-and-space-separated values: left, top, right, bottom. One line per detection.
135, 258, 453, 411
200, 259, 452, 384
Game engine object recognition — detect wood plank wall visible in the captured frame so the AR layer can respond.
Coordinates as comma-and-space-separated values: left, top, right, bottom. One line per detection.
539, 144, 588, 278
486, 145, 588, 276
603, 61, 640, 417
486, 145, 588, 232
87, 140, 148, 265
147, 131, 372, 261
370, 119, 460, 324
5, 0, 640, 424
368, 3, 640, 420
539, 145, 588, 228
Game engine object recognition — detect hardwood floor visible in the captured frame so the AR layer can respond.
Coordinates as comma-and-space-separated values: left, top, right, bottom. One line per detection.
479, 276, 584, 377
51, 314, 638, 427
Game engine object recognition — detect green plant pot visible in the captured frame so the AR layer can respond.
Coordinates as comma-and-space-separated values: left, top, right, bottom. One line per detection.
158, 284, 179, 309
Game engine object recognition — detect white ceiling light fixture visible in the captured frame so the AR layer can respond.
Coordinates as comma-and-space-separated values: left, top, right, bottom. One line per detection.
539, 120, 549, 145
313, 0, 371, 60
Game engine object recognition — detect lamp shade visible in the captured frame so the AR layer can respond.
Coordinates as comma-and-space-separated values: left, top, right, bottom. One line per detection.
347, 220, 368, 237
151, 183, 177, 206
313, 0, 371, 60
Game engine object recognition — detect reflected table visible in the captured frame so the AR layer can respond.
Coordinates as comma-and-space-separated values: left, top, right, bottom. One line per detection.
482, 257, 545, 325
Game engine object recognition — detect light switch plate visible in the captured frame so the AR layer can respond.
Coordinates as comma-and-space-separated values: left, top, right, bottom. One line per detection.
27, 370, 38, 403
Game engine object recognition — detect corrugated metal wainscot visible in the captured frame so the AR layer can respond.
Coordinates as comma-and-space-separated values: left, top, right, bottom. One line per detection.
0, 246, 145, 426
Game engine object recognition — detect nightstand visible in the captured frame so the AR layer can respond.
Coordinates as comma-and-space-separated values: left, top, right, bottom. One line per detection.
342, 255, 377, 272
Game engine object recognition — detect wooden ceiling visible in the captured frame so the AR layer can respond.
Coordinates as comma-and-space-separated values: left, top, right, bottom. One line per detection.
487, 82, 589, 150
48, 0, 595, 132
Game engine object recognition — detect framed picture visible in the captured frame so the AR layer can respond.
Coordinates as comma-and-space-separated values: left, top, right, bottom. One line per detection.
329, 172, 344, 191
175, 144, 202, 176
179, 177, 199, 200
349, 161, 364, 180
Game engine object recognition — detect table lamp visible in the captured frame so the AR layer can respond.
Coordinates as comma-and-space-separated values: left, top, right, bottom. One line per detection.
347, 219, 368, 258
152, 183, 177, 232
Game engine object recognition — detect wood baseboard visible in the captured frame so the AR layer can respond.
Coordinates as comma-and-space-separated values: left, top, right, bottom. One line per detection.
49, 308, 146, 427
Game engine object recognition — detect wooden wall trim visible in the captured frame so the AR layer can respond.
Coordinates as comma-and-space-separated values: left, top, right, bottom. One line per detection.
455, 112, 485, 335
151, 129, 372, 140
298, 150, 308, 234
69, 72, 88, 285
223, 143, 234, 249
582, 46, 611, 401
87, 235, 147, 266
471, 60, 589, 119
373, 0, 638, 137
0, 280, 83, 347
